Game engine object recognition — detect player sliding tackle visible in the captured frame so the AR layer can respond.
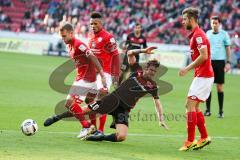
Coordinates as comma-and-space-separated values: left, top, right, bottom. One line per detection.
75, 46, 168, 142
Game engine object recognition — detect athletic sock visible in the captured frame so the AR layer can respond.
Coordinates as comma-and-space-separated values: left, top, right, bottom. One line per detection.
70, 102, 90, 128
218, 92, 224, 113
99, 114, 107, 132
196, 111, 208, 139
187, 112, 197, 142
58, 111, 73, 119
103, 133, 117, 142
89, 113, 96, 126
206, 92, 211, 112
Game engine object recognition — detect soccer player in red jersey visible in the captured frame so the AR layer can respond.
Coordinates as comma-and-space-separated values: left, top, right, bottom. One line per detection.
59, 22, 106, 137
44, 13, 119, 138
87, 12, 120, 135
178, 7, 214, 151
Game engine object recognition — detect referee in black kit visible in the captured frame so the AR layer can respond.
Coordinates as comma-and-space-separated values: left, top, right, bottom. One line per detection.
205, 16, 231, 118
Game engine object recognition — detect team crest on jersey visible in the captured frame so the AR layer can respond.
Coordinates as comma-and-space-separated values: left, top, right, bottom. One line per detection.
196, 37, 203, 44
79, 44, 87, 52
98, 37, 102, 42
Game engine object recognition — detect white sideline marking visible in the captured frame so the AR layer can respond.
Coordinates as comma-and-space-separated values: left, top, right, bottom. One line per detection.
1, 129, 239, 140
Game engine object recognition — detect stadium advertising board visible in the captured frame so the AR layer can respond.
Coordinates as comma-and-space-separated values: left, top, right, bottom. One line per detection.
0, 38, 48, 55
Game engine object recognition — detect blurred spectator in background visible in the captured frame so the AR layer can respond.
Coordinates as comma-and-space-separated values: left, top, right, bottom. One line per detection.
0, 0, 239, 46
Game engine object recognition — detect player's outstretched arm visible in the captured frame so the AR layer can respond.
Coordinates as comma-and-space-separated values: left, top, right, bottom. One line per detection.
127, 46, 157, 65
153, 98, 169, 130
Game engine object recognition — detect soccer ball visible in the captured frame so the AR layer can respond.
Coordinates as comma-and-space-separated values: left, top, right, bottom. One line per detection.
21, 119, 38, 136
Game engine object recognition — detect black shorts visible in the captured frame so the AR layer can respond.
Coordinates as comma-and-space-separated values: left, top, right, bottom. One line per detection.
212, 60, 225, 84
88, 94, 119, 114
109, 101, 129, 129
88, 94, 129, 128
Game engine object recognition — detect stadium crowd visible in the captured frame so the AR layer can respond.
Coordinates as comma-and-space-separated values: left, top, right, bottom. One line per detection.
0, 0, 239, 45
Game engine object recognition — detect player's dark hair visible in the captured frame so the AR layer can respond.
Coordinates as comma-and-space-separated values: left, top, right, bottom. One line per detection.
135, 23, 141, 27
182, 7, 199, 22
59, 22, 73, 32
147, 59, 160, 68
211, 16, 221, 23
90, 12, 102, 19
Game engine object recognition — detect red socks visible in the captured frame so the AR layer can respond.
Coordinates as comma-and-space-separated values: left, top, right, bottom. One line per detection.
67, 102, 107, 131
99, 114, 107, 132
196, 111, 208, 139
89, 114, 107, 133
89, 113, 96, 126
69, 102, 90, 128
187, 112, 197, 142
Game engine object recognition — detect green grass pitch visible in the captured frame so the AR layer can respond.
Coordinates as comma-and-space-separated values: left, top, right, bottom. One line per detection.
0, 52, 239, 160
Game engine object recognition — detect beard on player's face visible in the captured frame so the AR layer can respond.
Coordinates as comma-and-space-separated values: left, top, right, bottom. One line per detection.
186, 24, 192, 30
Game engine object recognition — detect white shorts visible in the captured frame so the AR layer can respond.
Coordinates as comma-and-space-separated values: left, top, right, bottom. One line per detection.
187, 77, 214, 102
96, 72, 112, 90
67, 79, 97, 102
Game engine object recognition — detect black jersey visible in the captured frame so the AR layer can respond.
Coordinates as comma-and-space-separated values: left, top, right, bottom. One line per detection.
113, 72, 159, 109
126, 33, 147, 50
125, 33, 147, 63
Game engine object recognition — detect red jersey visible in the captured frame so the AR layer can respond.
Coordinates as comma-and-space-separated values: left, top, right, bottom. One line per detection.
88, 29, 120, 77
188, 26, 214, 78
67, 37, 96, 82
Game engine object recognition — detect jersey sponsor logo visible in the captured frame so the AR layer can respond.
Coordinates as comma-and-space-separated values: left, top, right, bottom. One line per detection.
79, 44, 87, 52
131, 43, 141, 47
196, 37, 203, 44
91, 48, 101, 54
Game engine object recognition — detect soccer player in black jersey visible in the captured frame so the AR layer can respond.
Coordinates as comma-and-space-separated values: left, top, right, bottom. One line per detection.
79, 46, 168, 142
119, 23, 147, 85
